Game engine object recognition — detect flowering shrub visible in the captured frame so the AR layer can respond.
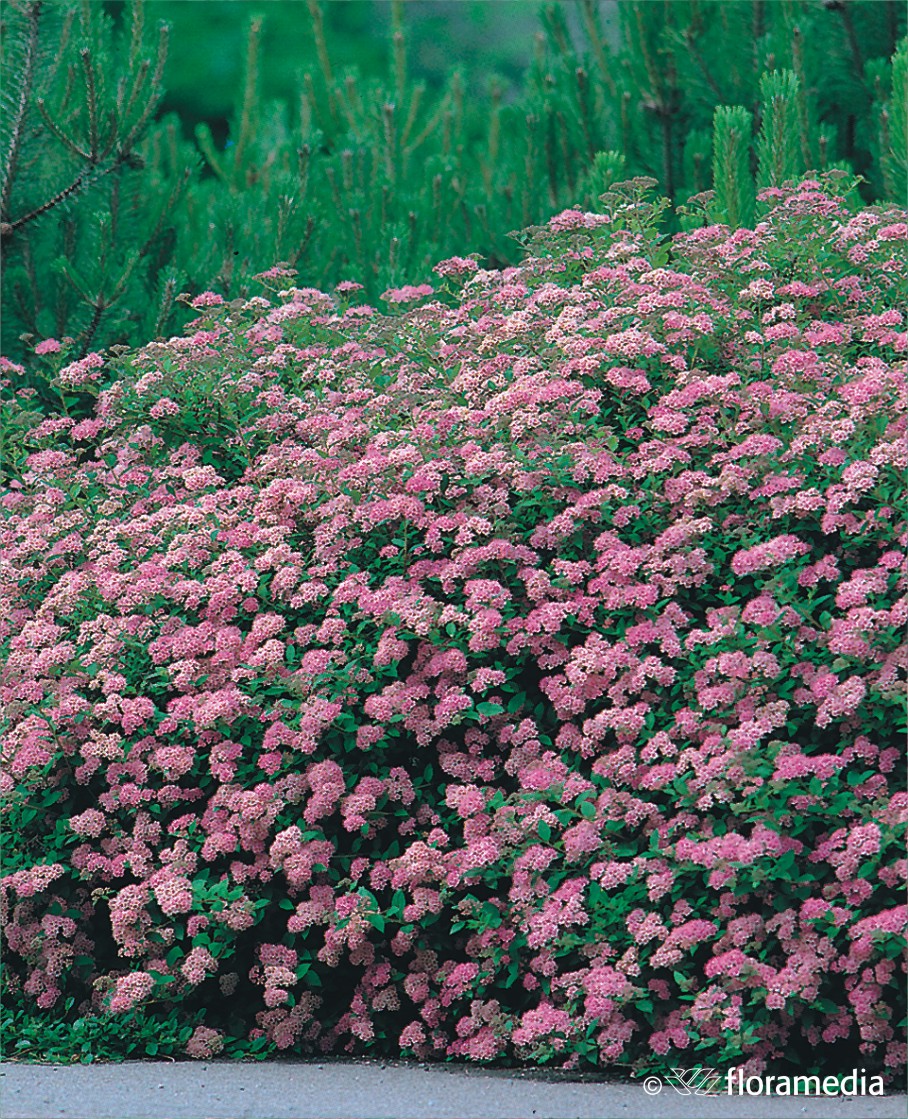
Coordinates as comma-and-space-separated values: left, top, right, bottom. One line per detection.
2, 175, 906, 1075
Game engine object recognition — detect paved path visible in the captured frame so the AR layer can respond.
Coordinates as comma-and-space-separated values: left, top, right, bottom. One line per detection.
1, 1060, 904, 1119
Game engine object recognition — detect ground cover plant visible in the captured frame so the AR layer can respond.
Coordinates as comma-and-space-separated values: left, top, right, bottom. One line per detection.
1, 174, 906, 1078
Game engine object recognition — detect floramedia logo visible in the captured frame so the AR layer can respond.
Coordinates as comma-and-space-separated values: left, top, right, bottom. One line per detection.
643, 1069, 723, 1096
642, 1068, 886, 1098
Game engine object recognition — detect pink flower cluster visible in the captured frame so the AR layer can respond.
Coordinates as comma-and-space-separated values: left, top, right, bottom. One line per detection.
1, 177, 905, 1076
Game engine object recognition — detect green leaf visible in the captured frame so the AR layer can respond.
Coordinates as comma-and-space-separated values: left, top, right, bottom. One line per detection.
507, 692, 527, 713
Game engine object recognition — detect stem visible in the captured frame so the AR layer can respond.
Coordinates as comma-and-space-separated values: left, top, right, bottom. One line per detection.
57, 384, 73, 417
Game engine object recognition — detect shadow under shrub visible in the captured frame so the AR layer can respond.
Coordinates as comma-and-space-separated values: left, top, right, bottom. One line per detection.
1, 174, 906, 1075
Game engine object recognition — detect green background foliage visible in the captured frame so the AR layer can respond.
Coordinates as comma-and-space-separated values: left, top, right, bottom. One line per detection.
1, 0, 905, 365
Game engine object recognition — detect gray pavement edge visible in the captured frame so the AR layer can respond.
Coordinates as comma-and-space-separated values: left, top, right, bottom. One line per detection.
1, 1059, 906, 1119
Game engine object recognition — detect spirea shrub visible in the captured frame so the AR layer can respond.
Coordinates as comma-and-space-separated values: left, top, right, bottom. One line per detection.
2, 175, 906, 1075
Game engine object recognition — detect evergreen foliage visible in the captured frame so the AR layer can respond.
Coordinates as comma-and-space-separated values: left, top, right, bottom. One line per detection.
0, 0, 196, 366
1, 0, 905, 362
711, 105, 755, 229
877, 36, 908, 200
756, 70, 805, 188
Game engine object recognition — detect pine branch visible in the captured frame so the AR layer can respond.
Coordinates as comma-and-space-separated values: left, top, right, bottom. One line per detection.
711, 104, 755, 228
4, 155, 124, 236
43, 6, 75, 96
54, 217, 77, 336
4, 167, 88, 234
1, 0, 42, 222
579, 0, 617, 100
756, 69, 803, 187
119, 21, 168, 153
151, 273, 177, 339
120, 58, 150, 124
36, 97, 90, 160
231, 16, 263, 186
80, 48, 100, 161
196, 122, 228, 184
127, 0, 145, 72
828, 0, 864, 80
880, 38, 907, 199
684, 26, 722, 100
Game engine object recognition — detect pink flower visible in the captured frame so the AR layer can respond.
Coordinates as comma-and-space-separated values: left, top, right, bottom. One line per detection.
512, 1002, 573, 1047
149, 397, 180, 418
58, 352, 104, 387
108, 971, 155, 1013
433, 257, 479, 278
190, 291, 225, 308
380, 284, 433, 304
731, 534, 811, 576
562, 820, 601, 862
186, 1026, 225, 1058
69, 809, 106, 838
548, 209, 610, 231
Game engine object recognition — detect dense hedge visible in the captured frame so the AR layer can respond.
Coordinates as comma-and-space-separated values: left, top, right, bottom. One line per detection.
2, 175, 906, 1074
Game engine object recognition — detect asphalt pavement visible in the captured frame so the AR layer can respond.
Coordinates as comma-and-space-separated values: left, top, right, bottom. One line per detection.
1, 1059, 905, 1119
